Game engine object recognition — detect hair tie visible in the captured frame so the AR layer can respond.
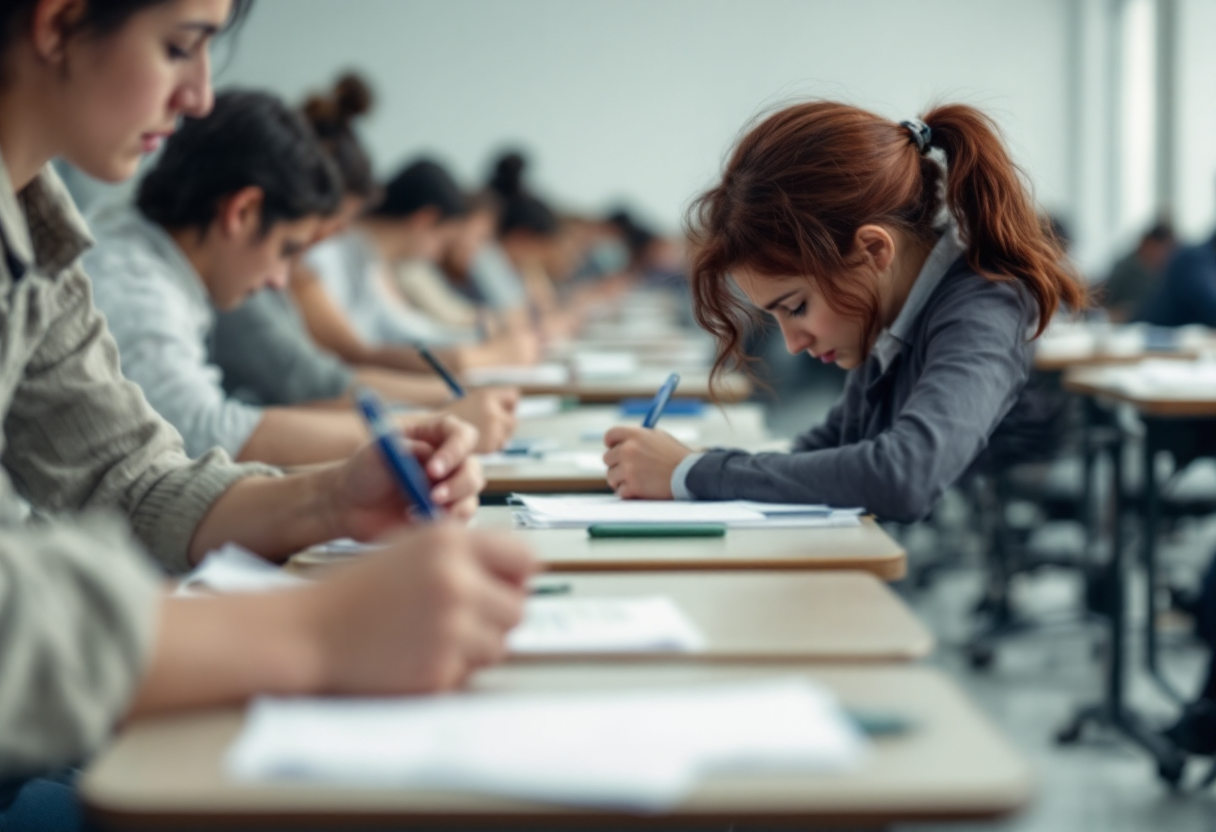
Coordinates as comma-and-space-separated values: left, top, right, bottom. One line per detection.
900, 119, 932, 154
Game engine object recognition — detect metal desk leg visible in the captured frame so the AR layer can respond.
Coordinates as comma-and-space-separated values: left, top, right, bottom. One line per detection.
1142, 418, 1185, 704
1057, 427, 1186, 785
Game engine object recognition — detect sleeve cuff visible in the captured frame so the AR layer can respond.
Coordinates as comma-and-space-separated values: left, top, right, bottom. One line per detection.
670, 452, 705, 501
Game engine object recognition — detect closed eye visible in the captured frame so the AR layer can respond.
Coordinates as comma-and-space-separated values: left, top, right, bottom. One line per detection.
780, 301, 807, 319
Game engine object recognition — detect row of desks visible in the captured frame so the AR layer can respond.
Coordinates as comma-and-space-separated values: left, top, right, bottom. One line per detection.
1031, 322, 1216, 784
80, 293, 1033, 828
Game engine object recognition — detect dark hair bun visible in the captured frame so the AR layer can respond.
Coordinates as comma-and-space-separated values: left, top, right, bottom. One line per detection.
334, 73, 373, 119
489, 151, 527, 197
302, 72, 373, 137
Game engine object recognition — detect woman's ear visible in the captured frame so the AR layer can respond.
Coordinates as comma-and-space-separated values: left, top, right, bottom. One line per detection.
217, 186, 266, 240
853, 224, 896, 274
29, 0, 88, 65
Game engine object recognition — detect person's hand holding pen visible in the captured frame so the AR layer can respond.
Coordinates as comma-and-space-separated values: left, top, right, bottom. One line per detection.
602, 372, 691, 500
603, 427, 693, 499
326, 412, 486, 542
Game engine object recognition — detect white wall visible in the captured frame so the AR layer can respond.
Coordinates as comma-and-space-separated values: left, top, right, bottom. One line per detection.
214, 0, 1074, 238
1173, 0, 1216, 241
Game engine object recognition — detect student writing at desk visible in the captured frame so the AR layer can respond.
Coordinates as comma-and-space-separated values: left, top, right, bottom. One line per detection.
207, 76, 518, 452
86, 91, 516, 464
0, 0, 534, 826
604, 102, 1083, 522
291, 157, 540, 376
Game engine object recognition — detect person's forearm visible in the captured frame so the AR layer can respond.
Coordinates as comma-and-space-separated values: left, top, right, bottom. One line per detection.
235, 408, 366, 467
352, 366, 451, 407
188, 464, 344, 564
127, 592, 321, 717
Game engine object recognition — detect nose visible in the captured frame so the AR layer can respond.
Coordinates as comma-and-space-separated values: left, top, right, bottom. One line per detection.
266, 262, 291, 291
174, 50, 214, 118
778, 321, 813, 356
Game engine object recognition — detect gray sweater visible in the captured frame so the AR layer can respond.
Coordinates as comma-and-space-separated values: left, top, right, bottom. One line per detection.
683, 256, 1045, 523
212, 288, 353, 406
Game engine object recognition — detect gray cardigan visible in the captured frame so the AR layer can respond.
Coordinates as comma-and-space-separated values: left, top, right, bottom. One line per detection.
682, 257, 1045, 523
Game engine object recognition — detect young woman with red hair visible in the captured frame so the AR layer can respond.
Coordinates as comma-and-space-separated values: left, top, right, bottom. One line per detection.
604, 101, 1084, 522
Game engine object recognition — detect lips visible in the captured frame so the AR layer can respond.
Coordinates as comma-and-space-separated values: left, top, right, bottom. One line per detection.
818, 350, 837, 364
140, 131, 173, 153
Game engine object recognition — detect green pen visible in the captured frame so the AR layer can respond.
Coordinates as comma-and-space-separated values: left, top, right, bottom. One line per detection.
588, 523, 727, 538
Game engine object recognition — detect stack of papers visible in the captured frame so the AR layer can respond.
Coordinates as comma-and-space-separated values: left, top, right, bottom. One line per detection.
511, 494, 864, 529
226, 677, 866, 810
509, 596, 705, 654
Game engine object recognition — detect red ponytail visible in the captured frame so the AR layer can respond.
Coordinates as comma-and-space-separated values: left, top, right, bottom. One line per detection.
687, 101, 1085, 388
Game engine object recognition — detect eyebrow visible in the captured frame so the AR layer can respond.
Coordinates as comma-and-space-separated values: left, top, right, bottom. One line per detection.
176, 22, 221, 36
762, 290, 798, 312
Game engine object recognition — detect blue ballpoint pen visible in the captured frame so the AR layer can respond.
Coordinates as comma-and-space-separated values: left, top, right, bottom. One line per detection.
354, 387, 438, 520
415, 344, 466, 399
642, 372, 681, 429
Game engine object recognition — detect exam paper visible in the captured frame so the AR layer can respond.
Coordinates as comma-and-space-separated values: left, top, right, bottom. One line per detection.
480, 451, 607, 471
176, 544, 307, 596
1111, 360, 1216, 399
465, 363, 570, 387
570, 351, 640, 379
515, 395, 564, 419
226, 677, 865, 810
508, 596, 705, 654
510, 494, 863, 529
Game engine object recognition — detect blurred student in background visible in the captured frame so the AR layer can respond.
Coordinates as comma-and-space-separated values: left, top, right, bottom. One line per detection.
0, 2, 532, 827
603, 102, 1083, 521
1100, 221, 1175, 322
440, 189, 533, 327
1136, 219, 1215, 327
292, 156, 540, 373
486, 151, 585, 338
87, 91, 511, 463
209, 75, 518, 452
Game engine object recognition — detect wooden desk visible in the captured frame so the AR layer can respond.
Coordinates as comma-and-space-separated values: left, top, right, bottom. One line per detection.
511, 369, 753, 404
526, 570, 932, 662
484, 403, 773, 494
1064, 365, 1216, 417
81, 664, 1030, 830
472, 507, 907, 580
1056, 363, 1212, 783
1034, 323, 1216, 373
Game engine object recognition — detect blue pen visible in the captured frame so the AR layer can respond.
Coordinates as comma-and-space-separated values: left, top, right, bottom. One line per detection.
416, 345, 465, 399
642, 372, 681, 429
354, 387, 438, 520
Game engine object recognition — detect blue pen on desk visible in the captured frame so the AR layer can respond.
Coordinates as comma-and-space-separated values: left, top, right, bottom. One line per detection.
354, 387, 438, 520
416, 345, 465, 399
642, 372, 681, 429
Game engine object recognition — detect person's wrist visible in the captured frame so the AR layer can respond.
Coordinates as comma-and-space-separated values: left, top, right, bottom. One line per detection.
275, 588, 333, 695
303, 463, 352, 543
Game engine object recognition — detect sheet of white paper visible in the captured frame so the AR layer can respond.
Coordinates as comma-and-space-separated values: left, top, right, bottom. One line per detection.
515, 395, 564, 419
513, 494, 765, 525
480, 451, 607, 472
176, 544, 307, 596
465, 364, 570, 387
508, 596, 705, 654
1112, 359, 1216, 399
509, 494, 863, 528
226, 677, 865, 811
570, 351, 640, 379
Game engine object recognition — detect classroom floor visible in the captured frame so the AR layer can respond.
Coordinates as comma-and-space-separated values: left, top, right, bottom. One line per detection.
763, 372, 1216, 832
